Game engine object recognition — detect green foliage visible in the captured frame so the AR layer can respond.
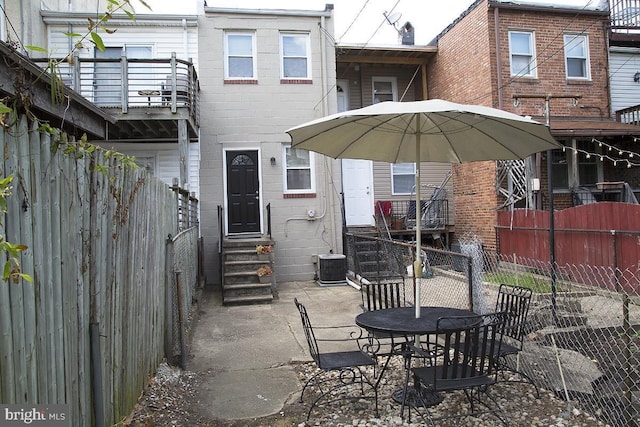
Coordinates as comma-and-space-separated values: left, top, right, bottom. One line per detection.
0, 176, 32, 283
484, 271, 561, 293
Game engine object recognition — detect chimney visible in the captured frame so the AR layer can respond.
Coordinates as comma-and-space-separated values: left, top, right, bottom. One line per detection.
401, 22, 414, 45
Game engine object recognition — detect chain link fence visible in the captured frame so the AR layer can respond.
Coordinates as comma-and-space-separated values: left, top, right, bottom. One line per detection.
166, 227, 200, 368
344, 232, 640, 426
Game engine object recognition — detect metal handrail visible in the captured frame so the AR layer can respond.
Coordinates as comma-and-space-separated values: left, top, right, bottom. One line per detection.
32, 52, 200, 126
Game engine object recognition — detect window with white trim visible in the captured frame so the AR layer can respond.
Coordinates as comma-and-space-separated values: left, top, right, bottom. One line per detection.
280, 32, 310, 79
284, 146, 315, 192
391, 163, 415, 195
509, 31, 537, 77
372, 77, 397, 104
225, 32, 256, 79
564, 34, 590, 79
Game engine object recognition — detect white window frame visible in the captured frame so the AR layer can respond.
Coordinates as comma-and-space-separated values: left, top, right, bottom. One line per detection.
508, 30, 537, 78
564, 34, 590, 80
372, 77, 397, 104
391, 163, 416, 195
224, 31, 256, 79
283, 146, 316, 193
280, 32, 311, 79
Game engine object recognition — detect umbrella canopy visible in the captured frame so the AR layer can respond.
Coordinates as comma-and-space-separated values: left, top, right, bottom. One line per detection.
286, 99, 559, 317
286, 99, 558, 163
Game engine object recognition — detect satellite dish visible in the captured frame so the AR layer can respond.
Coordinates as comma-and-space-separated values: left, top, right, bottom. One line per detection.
384, 11, 402, 26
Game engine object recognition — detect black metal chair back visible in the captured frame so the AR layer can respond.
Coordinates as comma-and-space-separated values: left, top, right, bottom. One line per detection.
494, 283, 539, 397
402, 312, 508, 425
495, 283, 532, 350
361, 280, 405, 311
434, 313, 503, 389
295, 298, 321, 366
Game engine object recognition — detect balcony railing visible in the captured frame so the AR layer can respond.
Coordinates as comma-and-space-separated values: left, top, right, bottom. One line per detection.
610, 0, 640, 32
33, 52, 199, 127
374, 199, 450, 231
616, 104, 640, 125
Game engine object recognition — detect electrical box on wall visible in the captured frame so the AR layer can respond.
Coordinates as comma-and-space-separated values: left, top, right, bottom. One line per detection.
306, 209, 316, 220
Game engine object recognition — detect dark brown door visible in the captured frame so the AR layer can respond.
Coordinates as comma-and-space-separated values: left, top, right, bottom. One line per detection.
226, 151, 260, 234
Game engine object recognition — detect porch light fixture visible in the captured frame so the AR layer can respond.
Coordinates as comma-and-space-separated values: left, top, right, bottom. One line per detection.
634, 71, 640, 82
270, 156, 277, 166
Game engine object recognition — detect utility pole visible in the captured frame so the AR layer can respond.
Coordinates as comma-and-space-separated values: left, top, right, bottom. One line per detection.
512, 94, 580, 326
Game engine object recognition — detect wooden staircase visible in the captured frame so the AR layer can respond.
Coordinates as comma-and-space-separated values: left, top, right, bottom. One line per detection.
222, 238, 276, 305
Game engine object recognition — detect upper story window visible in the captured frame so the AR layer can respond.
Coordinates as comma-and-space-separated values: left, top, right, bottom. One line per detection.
280, 33, 311, 79
283, 146, 315, 193
225, 32, 256, 79
509, 31, 537, 78
564, 34, 590, 79
391, 163, 415, 195
372, 77, 397, 104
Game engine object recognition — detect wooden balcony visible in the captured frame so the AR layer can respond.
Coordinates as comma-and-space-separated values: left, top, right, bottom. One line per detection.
610, 0, 640, 45
615, 104, 640, 125
33, 52, 199, 142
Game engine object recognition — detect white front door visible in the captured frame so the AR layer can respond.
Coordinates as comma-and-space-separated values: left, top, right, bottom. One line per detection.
337, 80, 375, 226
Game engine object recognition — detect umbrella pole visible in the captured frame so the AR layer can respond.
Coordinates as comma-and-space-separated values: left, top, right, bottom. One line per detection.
414, 114, 422, 319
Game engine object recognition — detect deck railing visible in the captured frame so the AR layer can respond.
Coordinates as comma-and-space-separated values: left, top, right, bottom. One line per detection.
33, 52, 199, 126
610, 0, 640, 32
374, 199, 449, 231
616, 104, 640, 125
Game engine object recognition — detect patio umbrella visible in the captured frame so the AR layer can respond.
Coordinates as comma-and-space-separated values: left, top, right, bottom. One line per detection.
286, 99, 559, 318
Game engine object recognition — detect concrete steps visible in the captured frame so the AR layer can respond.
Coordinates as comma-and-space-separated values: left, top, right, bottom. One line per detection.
222, 238, 276, 305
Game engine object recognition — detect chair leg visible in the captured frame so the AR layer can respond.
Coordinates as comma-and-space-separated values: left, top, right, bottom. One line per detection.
303, 366, 378, 422
498, 355, 540, 398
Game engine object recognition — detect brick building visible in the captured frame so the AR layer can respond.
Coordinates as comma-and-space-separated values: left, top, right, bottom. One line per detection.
428, 0, 640, 251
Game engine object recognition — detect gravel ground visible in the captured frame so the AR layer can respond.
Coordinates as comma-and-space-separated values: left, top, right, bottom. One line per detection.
122, 357, 608, 427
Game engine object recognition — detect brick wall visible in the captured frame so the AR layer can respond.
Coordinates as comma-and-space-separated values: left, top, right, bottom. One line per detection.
428, 0, 610, 249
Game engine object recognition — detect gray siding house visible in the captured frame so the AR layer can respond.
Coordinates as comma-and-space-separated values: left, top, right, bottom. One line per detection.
198, 6, 341, 286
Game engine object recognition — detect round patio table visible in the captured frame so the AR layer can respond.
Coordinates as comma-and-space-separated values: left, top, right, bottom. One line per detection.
355, 306, 474, 336
355, 306, 475, 408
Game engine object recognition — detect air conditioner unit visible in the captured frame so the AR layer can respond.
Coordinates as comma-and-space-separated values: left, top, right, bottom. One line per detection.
317, 254, 347, 286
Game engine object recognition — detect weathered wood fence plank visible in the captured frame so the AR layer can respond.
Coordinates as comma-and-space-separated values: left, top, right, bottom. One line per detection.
0, 116, 189, 426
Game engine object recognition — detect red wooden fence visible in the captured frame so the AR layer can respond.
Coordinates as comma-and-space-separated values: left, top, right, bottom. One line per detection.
496, 203, 640, 291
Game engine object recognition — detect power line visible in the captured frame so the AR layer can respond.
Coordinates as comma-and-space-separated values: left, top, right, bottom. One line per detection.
337, 0, 371, 42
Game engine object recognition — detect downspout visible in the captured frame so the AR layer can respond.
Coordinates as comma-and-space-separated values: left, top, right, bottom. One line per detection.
320, 14, 339, 251
182, 19, 188, 60
493, 5, 503, 109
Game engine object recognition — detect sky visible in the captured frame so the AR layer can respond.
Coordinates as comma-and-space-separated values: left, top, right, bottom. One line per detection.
139, 0, 477, 45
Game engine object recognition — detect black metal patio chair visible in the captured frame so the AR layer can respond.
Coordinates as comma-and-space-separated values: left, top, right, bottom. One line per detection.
494, 283, 540, 397
401, 312, 508, 426
294, 298, 379, 422
360, 279, 410, 357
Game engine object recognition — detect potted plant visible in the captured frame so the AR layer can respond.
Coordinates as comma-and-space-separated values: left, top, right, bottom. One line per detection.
256, 266, 273, 283
256, 244, 272, 260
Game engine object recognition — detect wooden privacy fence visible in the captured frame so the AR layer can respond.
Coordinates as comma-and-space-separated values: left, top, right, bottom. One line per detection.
496, 204, 640, 291
0, 116, 196, 426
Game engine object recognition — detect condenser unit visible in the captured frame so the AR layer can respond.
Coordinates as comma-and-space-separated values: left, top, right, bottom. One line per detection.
317, 254, 347, 286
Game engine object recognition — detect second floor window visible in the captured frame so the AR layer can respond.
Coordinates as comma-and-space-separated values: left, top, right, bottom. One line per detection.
225, 32, 256, 79
281, 33, 310, 79
564, 34, 590, 79
372, 77, 397, 104
509, 31, 536, 77
391, 163, 415, 195
284, 147, 315, 192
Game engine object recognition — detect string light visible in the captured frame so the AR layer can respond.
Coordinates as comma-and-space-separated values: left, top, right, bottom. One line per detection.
558, 139, 640, 168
